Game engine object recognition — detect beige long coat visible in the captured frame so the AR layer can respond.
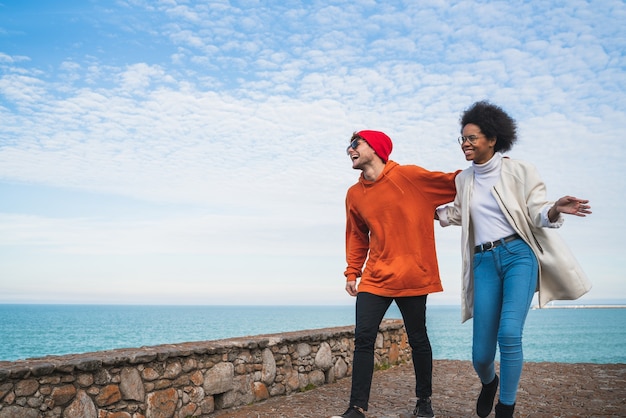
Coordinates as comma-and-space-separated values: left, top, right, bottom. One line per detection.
439, 157, 592, 322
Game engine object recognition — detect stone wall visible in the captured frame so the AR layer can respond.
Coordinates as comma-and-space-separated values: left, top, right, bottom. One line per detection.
0, 319, 409, 418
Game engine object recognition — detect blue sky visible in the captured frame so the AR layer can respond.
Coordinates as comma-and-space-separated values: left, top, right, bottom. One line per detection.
0, 0, 624, 306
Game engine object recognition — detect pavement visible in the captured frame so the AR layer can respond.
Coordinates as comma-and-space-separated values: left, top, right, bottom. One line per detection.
209, 359, 626, 418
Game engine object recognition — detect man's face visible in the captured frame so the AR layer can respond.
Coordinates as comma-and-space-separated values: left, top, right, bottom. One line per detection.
346, 138, 376, 170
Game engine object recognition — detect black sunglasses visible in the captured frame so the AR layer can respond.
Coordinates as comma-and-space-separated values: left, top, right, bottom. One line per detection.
346, 139, 364, 154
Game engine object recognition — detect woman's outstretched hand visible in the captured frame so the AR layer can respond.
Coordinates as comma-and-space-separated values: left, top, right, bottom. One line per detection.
549, 196, 592, 222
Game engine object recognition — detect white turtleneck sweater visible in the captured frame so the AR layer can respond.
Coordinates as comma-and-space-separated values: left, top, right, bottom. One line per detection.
470, 152, 517, 246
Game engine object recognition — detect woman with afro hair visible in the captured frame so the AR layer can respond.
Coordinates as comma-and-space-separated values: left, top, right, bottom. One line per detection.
437, 101, 592, 417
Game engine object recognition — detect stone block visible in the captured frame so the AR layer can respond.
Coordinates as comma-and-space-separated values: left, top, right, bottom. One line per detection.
261, 348, 276, 385
64, 390, 97, 418
120, 367, 145, 402
314, 342, 333, 370
146, 388, 177, 418
96, 384, 122, 407
51, 384, 76, 406
203, 362, 234, 395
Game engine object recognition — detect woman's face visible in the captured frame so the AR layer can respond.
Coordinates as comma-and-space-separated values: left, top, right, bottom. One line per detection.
460, 123, 497, 164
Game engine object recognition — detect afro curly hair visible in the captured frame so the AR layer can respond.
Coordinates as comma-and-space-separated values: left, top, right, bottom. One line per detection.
460, 101, 518, 153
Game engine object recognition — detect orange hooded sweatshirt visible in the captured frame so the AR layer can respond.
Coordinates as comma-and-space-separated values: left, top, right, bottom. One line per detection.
345, 160, 458, 297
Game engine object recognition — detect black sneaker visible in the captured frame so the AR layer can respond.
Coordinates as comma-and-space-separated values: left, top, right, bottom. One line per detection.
331, 405, 366, 418
413, 397, 434, 417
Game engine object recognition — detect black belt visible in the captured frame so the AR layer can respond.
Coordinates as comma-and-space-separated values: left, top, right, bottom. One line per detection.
474, 234, 521, 253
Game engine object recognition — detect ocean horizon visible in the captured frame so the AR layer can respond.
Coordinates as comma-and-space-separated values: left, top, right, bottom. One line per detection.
1, 304, 625, 364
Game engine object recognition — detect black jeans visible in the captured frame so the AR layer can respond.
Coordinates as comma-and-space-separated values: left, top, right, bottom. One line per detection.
349, 292, 432, 410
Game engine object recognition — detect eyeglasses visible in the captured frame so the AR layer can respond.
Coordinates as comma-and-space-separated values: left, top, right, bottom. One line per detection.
346, 139, 363, 154
457, 135, 482, 145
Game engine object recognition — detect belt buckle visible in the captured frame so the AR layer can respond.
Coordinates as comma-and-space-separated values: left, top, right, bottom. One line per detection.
482, 241, 494, 251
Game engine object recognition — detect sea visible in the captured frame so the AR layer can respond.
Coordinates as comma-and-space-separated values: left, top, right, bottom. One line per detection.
0, 304, 624, 364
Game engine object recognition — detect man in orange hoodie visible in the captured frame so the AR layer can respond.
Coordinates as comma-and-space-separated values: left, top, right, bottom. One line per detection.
333, 130, 458, 418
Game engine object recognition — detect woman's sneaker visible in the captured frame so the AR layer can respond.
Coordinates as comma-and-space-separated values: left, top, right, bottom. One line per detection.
331, 405, 366, 418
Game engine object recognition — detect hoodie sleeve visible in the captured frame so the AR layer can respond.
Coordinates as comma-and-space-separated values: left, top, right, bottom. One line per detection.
418, 168, 461, 207
344, 194, 369, 281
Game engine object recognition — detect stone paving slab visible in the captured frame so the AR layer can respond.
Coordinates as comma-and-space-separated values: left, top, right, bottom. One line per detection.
209, 360, 626, 418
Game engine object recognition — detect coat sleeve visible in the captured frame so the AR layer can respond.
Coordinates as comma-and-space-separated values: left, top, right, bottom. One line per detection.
517, 162, 558, 229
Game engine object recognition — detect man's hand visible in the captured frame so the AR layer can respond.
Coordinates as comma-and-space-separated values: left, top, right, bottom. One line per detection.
345, 280, 358, 296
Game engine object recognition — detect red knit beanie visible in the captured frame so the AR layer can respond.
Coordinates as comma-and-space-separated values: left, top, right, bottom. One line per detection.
357, 130, 393, 163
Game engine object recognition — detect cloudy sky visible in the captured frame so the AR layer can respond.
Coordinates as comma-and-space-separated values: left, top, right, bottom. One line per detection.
0, 0, 624, 306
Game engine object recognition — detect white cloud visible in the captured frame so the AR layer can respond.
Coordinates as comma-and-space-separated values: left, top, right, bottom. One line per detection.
0, 0, 624, 304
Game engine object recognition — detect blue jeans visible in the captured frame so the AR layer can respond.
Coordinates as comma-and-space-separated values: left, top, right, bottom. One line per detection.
472, 238, 538, 405
349, 292, 432, 410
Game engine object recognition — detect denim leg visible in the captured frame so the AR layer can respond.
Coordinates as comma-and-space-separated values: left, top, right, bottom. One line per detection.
472, 250, 501, 385
472, 239, 538, 405
497, 240, 538, 405
396, 295, 432, 398
349, 292, 392, 410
